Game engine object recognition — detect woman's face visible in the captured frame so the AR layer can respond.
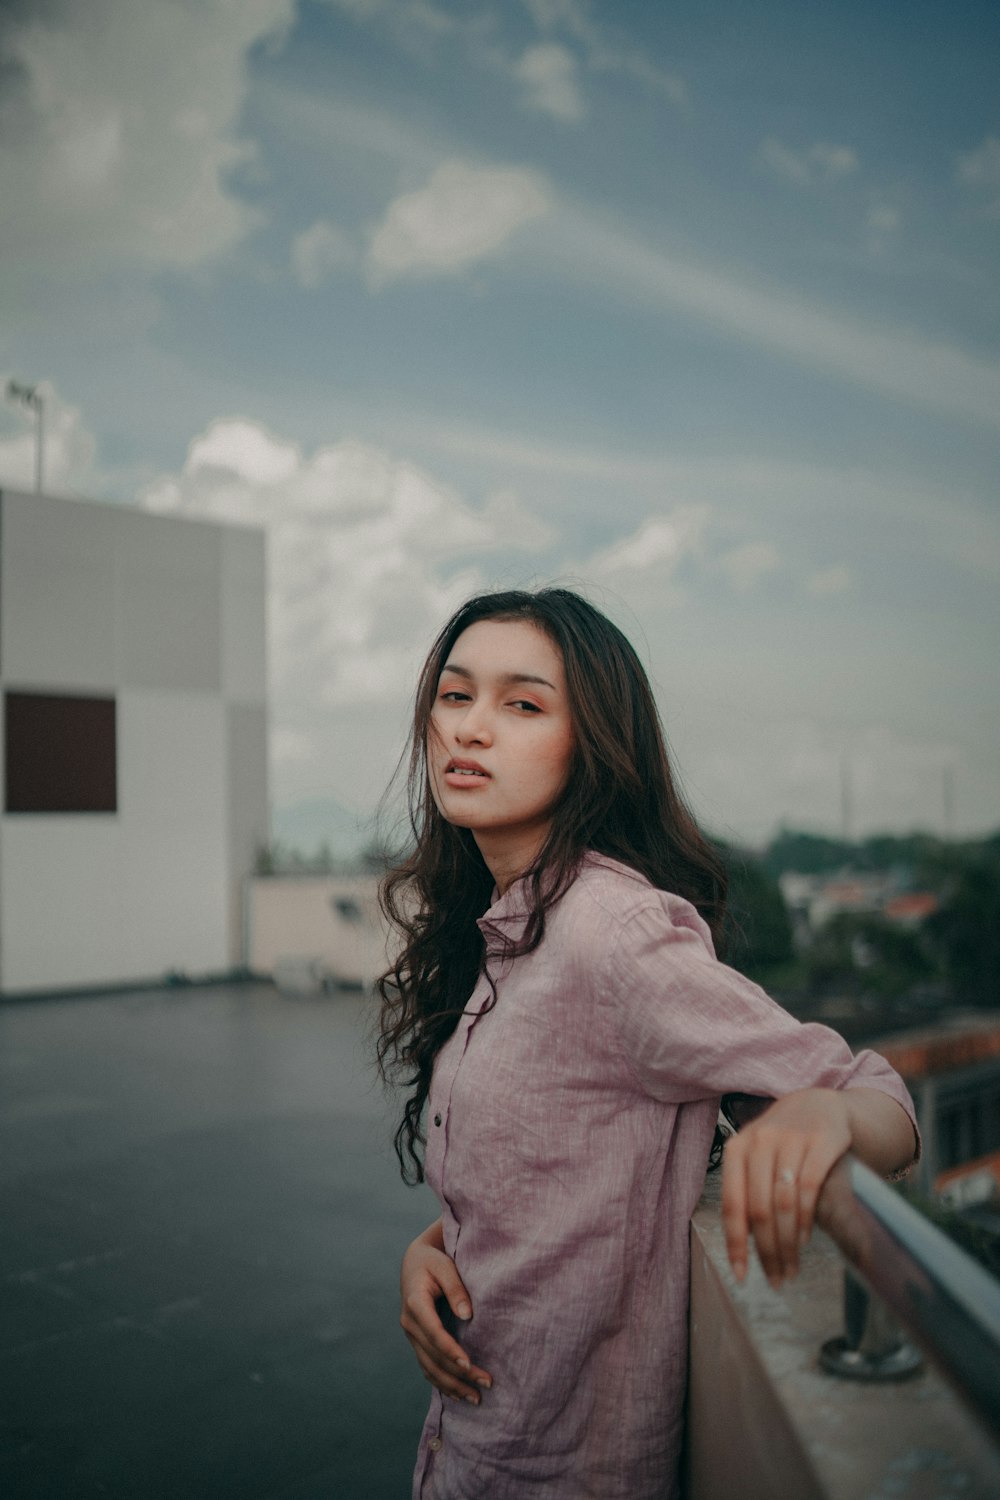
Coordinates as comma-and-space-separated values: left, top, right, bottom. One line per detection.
427, 618, 575, 874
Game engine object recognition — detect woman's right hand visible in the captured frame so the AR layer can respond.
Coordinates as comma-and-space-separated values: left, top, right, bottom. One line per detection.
400, 1219, 493, 1405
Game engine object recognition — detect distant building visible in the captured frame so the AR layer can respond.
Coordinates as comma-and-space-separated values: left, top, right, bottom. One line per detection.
883, 891, 940, 927
0, 487, 268, 993
246, 873, 388, 991
779, 868, 939, 942
872, 1015, 1000, 1200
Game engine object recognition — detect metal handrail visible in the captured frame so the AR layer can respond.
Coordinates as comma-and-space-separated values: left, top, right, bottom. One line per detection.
816, 1154, 1000, 1441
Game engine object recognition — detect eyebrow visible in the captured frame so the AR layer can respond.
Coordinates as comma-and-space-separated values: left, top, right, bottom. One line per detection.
440, 662, 558, 692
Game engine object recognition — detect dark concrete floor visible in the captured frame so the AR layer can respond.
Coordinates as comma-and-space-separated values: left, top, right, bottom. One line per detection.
0, 982, 437, 1499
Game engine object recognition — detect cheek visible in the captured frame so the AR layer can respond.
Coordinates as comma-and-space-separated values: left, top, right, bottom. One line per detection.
541, 727, 575, 790
426, 714, 446, 755
425, 721, 446, 794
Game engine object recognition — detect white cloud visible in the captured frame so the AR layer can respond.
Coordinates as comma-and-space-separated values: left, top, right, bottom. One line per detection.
258, 81, 996, 435
807, 564, 852, 596
187, 419, 300, 487
520, 0, 685, 106
0, 0, 293, 274
0, 377, 98, 496
866, 203, 900, 236
320, 0, 453, 37
957, 135, 1000, 216
695, 721, 964, 846
515, 43, 585, 121
589, 511, 707, 577
717, 541, 780, 591
758, 139, 811, 186
522, 0, 588, 29
480, 488, 559, 549
291, 219, 356, 288
257, 84, 444, 192
758, 137, 858, 186
141, 417, 553, 726
583, 515, 780, 609
810, 143, 858, 177
9, 383, 992, 839
607, 54, 686, 108
367, 160, 549, 283
547, 203, 1000, 432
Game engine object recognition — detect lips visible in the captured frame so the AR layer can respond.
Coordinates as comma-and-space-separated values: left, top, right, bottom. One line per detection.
445, 758, 490, 778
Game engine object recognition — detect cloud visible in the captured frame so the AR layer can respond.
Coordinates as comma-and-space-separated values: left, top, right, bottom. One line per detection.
696, 721, 964, 846
258, 79, 444, 183
520, 0, 685, 105
807, 564, 852, 596
583, 516, 783, 611
522, 0, 588, 28
957, 135, 1000, 217
865, 202, 901, 249
259, 80, 994, 435
603, 53, 686, 107
367, 161, 549, 283
758, 140, 811, 186
0, 377, 98, 496
322, 0, 685, 115
0, 0, 293, 274
588, 511, 707, 578
717, 541, 780, 591
8, 383, 992, 838
546, 202, 1000, 432
362, 406, 1000, 593
866, 205, 899, 232
480, 488, 559, 549
810, 143, 858, 176
514, 43, 585, 122
141, 417, 554, 723
291, 219, 356, 288
758, 137, 858, 186
319, 0, 453, 38
185, 419, 299, 488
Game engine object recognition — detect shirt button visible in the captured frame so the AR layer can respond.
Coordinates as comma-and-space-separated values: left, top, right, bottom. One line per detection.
434, 1113, 442, 1126
429, 1436, 443, 1452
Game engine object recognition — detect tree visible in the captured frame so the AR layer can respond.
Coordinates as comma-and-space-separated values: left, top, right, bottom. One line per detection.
804, 911, 934, 1002
720, 847, 794, 979
926, 863, 1000, 1006
761, 829, 854, 878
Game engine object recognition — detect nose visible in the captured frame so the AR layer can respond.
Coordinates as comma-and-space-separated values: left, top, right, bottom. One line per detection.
454, 702, 493, 747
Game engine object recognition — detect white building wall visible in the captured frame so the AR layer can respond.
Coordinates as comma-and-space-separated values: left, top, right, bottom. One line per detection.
1, 491, 119, 689
246, 875, 390, 990
0, 489, 268, 993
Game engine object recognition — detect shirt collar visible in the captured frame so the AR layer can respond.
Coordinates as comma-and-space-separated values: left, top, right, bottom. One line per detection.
474, 852, 644, 952
474, 852, 608, 951
476, 871, 535, 952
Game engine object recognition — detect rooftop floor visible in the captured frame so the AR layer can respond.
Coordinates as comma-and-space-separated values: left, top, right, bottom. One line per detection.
0, 981, 436, 1499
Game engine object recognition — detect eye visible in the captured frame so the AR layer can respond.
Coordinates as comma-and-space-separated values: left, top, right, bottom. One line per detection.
439, 688, 471, 703
511, 699, 542, 713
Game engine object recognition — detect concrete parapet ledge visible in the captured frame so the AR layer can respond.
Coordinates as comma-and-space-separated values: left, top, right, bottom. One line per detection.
686, 1171, 1000, 1499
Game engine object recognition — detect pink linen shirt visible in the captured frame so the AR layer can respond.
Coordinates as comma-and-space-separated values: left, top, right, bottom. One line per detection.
413, 853, 918, 1500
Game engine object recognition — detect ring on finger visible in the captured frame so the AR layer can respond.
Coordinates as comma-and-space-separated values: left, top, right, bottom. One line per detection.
777, 1168, 796, 1186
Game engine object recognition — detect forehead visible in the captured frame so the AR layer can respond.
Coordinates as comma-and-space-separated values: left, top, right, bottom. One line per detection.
443, 618, 565, 681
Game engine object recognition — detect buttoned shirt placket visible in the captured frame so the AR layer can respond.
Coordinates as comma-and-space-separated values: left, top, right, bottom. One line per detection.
415, 976, 495, 1496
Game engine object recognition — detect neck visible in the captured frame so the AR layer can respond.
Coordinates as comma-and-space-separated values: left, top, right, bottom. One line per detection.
474, 826, 549, 895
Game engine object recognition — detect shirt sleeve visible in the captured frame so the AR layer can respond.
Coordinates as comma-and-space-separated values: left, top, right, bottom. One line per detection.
604, 891, 919, 1146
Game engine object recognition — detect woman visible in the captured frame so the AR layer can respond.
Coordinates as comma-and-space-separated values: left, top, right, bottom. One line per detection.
377, 588, 917, 1500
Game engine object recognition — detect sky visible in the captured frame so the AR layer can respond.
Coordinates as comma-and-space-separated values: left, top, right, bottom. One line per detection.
1, 0, 998, 851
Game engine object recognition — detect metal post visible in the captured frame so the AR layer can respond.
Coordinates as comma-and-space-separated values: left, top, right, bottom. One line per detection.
5, 379, 44, 493
34, 392, 43, 493
820, 1267, 923, 1381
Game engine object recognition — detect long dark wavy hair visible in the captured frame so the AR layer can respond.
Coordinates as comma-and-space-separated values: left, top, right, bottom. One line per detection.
376, 587, 729, 1183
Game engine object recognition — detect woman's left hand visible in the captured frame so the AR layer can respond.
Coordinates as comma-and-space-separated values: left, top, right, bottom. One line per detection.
720, 1088, 852, 1289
